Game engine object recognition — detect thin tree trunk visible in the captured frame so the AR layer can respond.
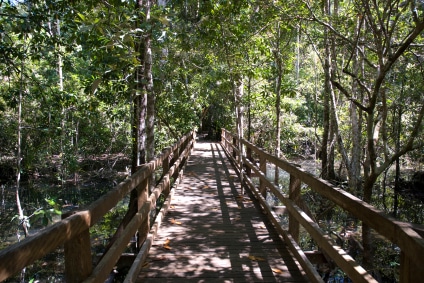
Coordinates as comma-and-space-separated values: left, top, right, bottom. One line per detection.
321, 0, 335, 180
103, 0, 150, 259
234, 74, 244, 193
346, 14, 364, 194
393, 102, 403, 218
16, 58, 28, 239
57, 18, 66, 188
145, 0, 155, 193
247, 73, 252, 142
273, 23, 283, 185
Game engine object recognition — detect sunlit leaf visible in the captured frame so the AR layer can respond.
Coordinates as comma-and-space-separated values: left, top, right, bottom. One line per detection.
170, 218, 182, 225
163, 238, 172, 250
272, 268, 284, 274
248, 255, 265, 261
77, 13, 86, 21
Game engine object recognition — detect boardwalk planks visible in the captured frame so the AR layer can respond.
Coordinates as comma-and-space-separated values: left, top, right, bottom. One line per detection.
136, 141, 308, 282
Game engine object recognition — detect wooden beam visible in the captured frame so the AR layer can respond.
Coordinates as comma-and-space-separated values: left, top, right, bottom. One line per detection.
238, 134, 424, 269
0, 210, 91, 281
83, 202, 151, 283
63, 211, 92, 283
289, 174, 301, 243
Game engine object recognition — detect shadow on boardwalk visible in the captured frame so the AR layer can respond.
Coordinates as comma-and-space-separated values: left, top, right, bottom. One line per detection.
137, 141, 308, 282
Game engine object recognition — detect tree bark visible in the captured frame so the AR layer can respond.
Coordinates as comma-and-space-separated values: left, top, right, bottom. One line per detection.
273, 23, 283, 185
234, 74, 244, 193
103, 0, 153, 258
145, 0, 155, 193
16, 57, 28, 239
321, 0, 335, 180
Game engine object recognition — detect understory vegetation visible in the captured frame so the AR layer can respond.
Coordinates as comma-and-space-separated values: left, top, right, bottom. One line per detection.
1, 0, 423, 282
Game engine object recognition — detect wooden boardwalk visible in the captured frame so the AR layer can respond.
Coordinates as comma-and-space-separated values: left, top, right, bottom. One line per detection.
136, 141, 309, 282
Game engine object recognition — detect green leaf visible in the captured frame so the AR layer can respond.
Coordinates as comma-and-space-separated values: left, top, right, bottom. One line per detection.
77, 13, 86, 22
45, 198, 56, 206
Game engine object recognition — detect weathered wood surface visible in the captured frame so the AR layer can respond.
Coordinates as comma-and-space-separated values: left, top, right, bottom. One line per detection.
136, 141, 308, 282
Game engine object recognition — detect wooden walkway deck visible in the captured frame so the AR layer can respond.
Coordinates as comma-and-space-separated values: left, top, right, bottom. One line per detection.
136, 141, 309, 282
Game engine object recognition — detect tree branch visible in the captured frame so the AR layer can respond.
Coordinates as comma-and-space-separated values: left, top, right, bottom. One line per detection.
384, 19, 424, 73
377, 100, 424, 175
330, 80, 369, 113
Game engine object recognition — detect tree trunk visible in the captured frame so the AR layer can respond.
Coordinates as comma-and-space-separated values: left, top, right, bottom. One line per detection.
247, 74, 252, 142
273, 23, 283, 185
57, 18, 67, 188
346, 14, 364, 194
234, 74, 244, 192
393, 97, 403, 218
103, 0, 152, 258
145, 0, 155, 193
16, 58, 28, 239
362, 174, 378, 270
321, 0, 335, 180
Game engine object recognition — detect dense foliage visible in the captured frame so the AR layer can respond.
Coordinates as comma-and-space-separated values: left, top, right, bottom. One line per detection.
1, 0, 423, 281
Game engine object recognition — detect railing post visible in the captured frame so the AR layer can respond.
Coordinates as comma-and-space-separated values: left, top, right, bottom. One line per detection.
163, 148, 170, 175
232, 136, 237, 160
400, 251, 424, 282
62, 212, 92, 282
137, 178, 150, 247
226, 131, 230, 153
289, 174, 301, 243
259, 154, 267, 198
226, 130, 231, 153
172, 144, 180, 180
246, 147, 252, 177
191, 131, 196, 150
221, 129, 225, 148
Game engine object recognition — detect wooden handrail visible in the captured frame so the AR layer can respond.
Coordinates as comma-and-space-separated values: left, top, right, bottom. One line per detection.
0, 131, 196, 282
221, 128, 424, 283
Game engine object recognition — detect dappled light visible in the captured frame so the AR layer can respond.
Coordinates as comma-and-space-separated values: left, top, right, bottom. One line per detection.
137, 141, 307, 282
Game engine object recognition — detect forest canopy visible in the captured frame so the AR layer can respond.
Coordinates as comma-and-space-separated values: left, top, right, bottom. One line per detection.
1, 0, 424, 276
1, 0, 424, 281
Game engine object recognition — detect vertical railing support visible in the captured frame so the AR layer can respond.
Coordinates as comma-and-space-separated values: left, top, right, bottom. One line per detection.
191, 131, 196, 150
400, 251, 424, 282
172, 144, 180, 180
246, 147, 252, 178
137, 178, 150, 247
259, 154, 267, 198
232, 136, 237, 160
226, 130, 231, 153
221, 129, 226, 149
162, 147, 171, 195
289, 174, 301, 243
162, 147, 170, 175
63, 212, 92, 283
